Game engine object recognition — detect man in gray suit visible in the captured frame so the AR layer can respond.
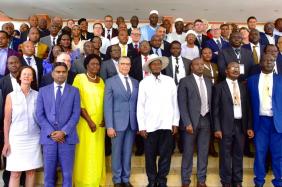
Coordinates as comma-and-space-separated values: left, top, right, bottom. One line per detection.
40, 23, 60, 49
104, 57, 139, 187
72, 41, 95, 74
178, 57, 213, 187
100, 44, 121, 81
163, 40, 191, 85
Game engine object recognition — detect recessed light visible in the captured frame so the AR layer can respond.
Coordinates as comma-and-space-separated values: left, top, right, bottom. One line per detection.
170, 8, 176, 11
274, 9, 279, 12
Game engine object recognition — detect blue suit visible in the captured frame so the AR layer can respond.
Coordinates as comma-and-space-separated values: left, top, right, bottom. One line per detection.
259, 32, 279, 46
36, 83, 80, 187
104, 74, 139, 184
248, 74, 282, 187
204, 38, 229, 63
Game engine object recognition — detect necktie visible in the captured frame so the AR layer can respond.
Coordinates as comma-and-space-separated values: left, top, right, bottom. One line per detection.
107, 30, 111, 40
174, 57, 179, 85
26, 57, 32, 65
124, 77, 131, 97
121, 45, 127, 56
52, 37, 56, 46
134, 44, 138, 52
199, 77, 208, 116
216, 39, 222, 49
232, 81, 241, 105
197, 35, 202, 45
144, 56, 149, 76
262, 74, 271, 109
253, 45, 259, 64
55, 85, 62, 123
155, 48, 159, 56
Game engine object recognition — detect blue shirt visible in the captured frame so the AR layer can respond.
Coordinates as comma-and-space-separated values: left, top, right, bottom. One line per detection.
140, 25, 157, 41
0, 48, 8, 76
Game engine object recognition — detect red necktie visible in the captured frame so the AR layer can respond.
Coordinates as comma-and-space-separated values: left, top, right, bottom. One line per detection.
144, 56, 149, 76
134, 44, 139, 52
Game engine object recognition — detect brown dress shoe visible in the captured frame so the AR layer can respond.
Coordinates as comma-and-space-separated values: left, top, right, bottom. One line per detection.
197, 182, 207, 187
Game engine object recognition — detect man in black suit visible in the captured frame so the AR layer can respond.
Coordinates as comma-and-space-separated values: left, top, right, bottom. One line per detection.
20, 41, 43, 85
128, 16, 139, 35
178, 58, 213, 187
213, 62, 254, 187
150, 35, 170, 57
156, 25, 171, 55
0, 55, 23, 187
102, 15, 118, 40
40, 52, 76, 88
78, 18, 94, 40
218, 31, 255, 81
193, 19, 209, 50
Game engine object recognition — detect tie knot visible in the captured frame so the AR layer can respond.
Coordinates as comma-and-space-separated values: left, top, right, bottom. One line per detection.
26, 57, 31, 61
57, 85, 62, 89
235, 48, 240, 54
144, 56, 148, 61
253, 45, 257, 48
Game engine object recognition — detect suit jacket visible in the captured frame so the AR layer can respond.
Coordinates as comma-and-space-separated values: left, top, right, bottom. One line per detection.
247, 74, 282, 133
36, 83, 80, 144
204, 38, 229, 63
20, 30, 28, 41
0, 75, 13, 131
129, 55, 145, 82
150, 47, 170, 57
102, 28, 118, 39
1, 49, 20, 75
40, 35, 53, 49
213, 80, 251, 135
194, 34, 209, 50
104, 75, 139, 131
163, 40, 171, 56
217, 46, 254, 81
177, 74, 213, 129
100, 59, 118, 81
105, 43, 138, 61
39, 29, 50, 38
163, 56, 191, 83
259, 32, 279, 45
9, 37, 22, 51
203, 62, 219, 84
20, 56, 43, 84
39, 71, 76, 88
81, 32, 94, 40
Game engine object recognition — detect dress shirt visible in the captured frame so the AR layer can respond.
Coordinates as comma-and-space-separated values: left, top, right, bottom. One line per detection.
274, 61, 278, 74
111, 36, 132, 45
0, 48, 8, 75
193, 73, 209, 113
51, 35, 58, 45
152, 47, 162, 56
273, 28, 282, 37
250, 43, 261, 62
226, 78, 242, 119
265, 34, 275, 44
172, 56, 186, 83
137, 74, 180, 132
54, 82, 66, 99
10, 74, 21, 91
23, 55, 38, 82
118, 73, 132, 92
104, 28, 113, 39
213, 37, 222, 49
259, 72, 273, 116
119, 43, 128, 56
100, 36, 111, 55
141, 55, 150, 77
167, 32, 187, 44
181, 43, 200, 60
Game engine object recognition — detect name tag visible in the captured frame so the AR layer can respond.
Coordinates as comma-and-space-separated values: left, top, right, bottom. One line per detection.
239, 64, 245, 74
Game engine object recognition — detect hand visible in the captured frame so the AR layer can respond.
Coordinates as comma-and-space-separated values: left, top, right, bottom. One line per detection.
247, 130, 254, 139
107, 128, 117, 138
51, 131, 65, 143
185, 124, 193, 134
2, 143, 10, 157
172, 125, 178, 135
214, 131, 222, 139
139, 130, 148, 139
88, 120, 97, 132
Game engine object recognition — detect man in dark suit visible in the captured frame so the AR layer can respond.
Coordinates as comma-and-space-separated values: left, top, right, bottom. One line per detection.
248, 54, 282, 187
102, 15, 118, 40
2, 23, 22, 52
178, 58, 212, 187
101, 44, 121, 81
156, 25, 171, 56
242, 29, 265, 65
218, 31, 255, 81
0, 56, 23, 187
276, 36, 282, 67
260, 22, 279, 46
213, 62, 254, 187
193, 19, 209, 50
38, 18, 50, 38
40, 23, 61, 49
78, 18, 94, 40
20, 41, 43, 85
0, 31, 19, 77
104, 57, 139, 187
40, 52, 76, 87
204, 25, 229, 63
163, 40, 191, 84
127, 16, 139, 35
150, 35, 170, 57
20, 15, 38, 42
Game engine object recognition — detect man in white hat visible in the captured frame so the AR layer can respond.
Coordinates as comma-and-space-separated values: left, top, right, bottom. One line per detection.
137, 54, 179, 187
140, 10, 159, 41
167, 18, 187, 44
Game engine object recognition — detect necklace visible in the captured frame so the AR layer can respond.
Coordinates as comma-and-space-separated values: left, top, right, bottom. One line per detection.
87, 73, 97, 81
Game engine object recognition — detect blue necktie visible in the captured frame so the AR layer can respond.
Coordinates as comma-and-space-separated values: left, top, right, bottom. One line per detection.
124, 77, 131, 97
26, 57, 32, 65
216, 39, 222, 49
55, 85, 62, 123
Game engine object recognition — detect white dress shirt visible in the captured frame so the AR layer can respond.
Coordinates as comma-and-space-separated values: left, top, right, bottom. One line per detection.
193, 73, 209, 114
10, 74, 20, 91
118, 73, 132, 92
226, 78, 242, 119
137, 74, 180, 132
23, 55, 38, 82
172, 56, 186, 83
259, 72, 273, 116
265, 34, 275, 45
100, 36, 111, 55
104, 28, 113, 39
274, 28, 282, 37
141, 55, 150, 77
250, 42, 261, 62
54, 82, 66, 99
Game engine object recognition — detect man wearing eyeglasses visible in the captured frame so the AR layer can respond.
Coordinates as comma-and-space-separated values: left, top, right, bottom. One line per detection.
130, 28, 141, 54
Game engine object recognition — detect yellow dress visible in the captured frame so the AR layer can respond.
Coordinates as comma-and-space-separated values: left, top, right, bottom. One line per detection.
72, 74, 106, 187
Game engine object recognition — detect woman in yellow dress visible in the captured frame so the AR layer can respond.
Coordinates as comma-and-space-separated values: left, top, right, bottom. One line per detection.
73, 54, 106, 187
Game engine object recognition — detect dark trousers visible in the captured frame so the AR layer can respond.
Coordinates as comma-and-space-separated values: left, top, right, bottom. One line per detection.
144, 129, 174, 187
219, 119, 244, 186
254, 116, 282, 187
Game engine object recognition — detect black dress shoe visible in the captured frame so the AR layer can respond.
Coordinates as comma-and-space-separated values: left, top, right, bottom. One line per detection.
123, 182, 133, 187
114, 183, 123, 187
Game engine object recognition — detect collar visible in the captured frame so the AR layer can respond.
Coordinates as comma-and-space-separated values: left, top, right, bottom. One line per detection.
54, 81, 66, 90
261, 72, 273, 77
250, 42, 260, 48
0, 47, 8, 51
23, 54, 34, 60
193, 73, 204, 80
226, 78, 238, 84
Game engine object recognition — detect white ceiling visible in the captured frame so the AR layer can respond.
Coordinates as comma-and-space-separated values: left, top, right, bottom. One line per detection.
1, 0, 282, 22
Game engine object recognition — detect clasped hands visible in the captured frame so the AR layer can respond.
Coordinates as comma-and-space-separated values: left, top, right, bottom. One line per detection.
50, 131, 66, 143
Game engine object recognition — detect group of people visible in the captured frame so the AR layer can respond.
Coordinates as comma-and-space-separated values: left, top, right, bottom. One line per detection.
0, 9, 282, 187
